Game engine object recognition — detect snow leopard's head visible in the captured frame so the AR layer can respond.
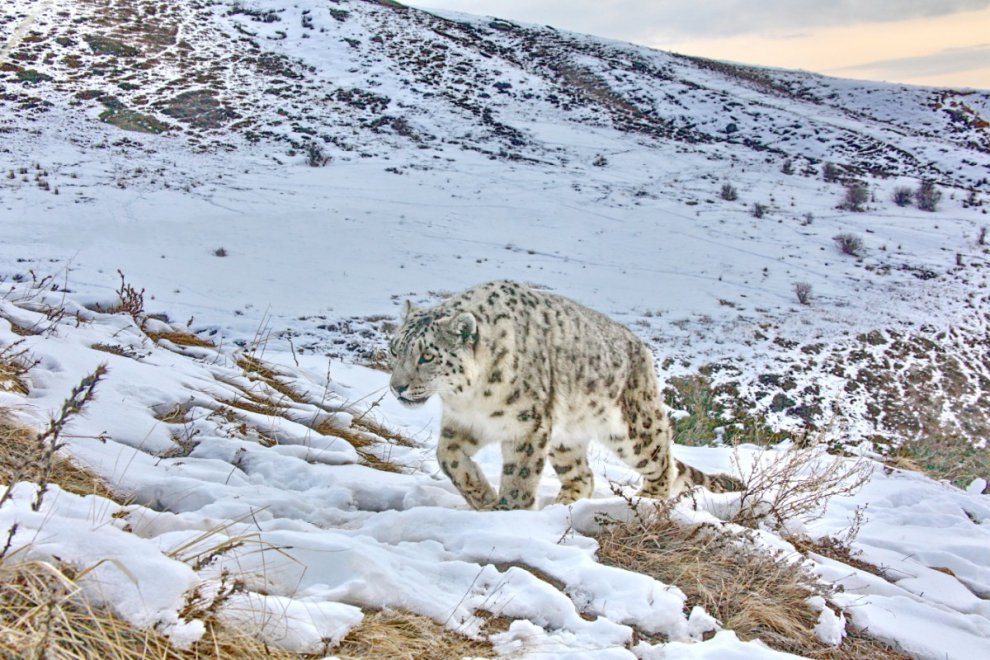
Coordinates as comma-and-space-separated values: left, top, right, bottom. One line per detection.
388, 301, 478, 408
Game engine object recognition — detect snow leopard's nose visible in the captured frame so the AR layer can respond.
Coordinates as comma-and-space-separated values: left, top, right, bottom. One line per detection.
392, 382, 408, 397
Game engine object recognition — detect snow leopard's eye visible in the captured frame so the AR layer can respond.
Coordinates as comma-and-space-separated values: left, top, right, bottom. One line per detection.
418, 353, 435, 365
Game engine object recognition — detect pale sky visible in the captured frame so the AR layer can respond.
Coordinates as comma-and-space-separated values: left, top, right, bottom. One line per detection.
406, 1, 990, 89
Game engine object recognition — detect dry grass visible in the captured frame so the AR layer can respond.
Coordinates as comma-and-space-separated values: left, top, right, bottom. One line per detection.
237, 353, 414, 472
352, 415, 415, 449
0, 547, 490, 659
314, 419, 405, 473
0, 414, 116, 502
786, 534, 886, 579
0, 340, 37, 395
334, 609, 494, 659
146, 329, 215, 348
597, 505, 908, 658
886, 434, 990, 490
91, 342, 143, 359
217, 395, 288, 419
237, 355, 307, 404
1, 412, 305, 659
0, 559, 178, 660
0, 558, 305, 659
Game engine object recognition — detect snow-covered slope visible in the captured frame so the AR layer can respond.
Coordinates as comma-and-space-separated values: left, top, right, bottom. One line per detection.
2, 0, 988, 446
1, 0, 990, 656
2, 286, 989, 657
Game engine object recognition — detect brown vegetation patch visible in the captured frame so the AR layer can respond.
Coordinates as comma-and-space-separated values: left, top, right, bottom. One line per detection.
154, 403, 193, 425
7, 321, 38, 336
91, 342, 142, 359
315, 419, 404, 473
217, 396, 287, 419
885, 434, 990, 490
160, 89, 240, 129
0, 340, 37, 395
352, 415, 416, 448
146, 329, 215, 348
787, 534, 886, 579
597, 505, 907, 658
334, 608, 494, 659
237, 355, 307, 404
0, 414, 115, 502
0, 559, 303, 659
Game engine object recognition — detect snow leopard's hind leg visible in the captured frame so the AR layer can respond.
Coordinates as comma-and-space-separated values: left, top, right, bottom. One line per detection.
614, 349, 678, 499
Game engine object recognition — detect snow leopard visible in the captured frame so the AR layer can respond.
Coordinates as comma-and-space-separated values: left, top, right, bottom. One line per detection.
388, 280, 742, 510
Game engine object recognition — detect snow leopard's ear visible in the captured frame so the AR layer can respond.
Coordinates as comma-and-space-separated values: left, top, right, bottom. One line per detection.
403, 299, 418, 318
443, 312, 478, 346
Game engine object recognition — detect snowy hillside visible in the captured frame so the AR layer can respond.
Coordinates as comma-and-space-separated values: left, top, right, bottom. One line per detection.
1, 0, 989, 657
2, 0, 988, 446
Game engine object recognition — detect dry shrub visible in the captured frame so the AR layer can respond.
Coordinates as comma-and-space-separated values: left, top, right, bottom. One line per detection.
915, 180, 941, 212
892, 186, 913, 207
111, 270, 146, 323
597, 504, 908, 658
0, 369, 114, 512
731, 447, 872, 529
334, 608, 493, 660
832, 233, 864, 258
839, 182, 868, 212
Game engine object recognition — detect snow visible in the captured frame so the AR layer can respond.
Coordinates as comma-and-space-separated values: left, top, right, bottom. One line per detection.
2, 0, 990, 657
1, 285, 988, 656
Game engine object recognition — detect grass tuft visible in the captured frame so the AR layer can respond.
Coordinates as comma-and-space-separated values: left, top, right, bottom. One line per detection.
886, 434, 990, 490
0, 559, 176, 660
0, 558, 302, 659
237, 355, 307, 403
314, 419, 405, 473
597, 504, 908, 658
0, 413, 116, 502
146, 329, 215, 348
0, 339, 37, 395
334, 608, 494, 659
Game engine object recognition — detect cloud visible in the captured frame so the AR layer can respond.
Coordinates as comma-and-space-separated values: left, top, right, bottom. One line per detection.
408, 1, 990, 39
835, 44, 990, 80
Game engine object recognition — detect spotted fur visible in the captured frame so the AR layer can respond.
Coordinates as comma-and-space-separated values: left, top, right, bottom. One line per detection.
389, 281, 742, 510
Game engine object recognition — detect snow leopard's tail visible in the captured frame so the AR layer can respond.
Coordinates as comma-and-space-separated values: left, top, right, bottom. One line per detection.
672, 459, 744, 495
